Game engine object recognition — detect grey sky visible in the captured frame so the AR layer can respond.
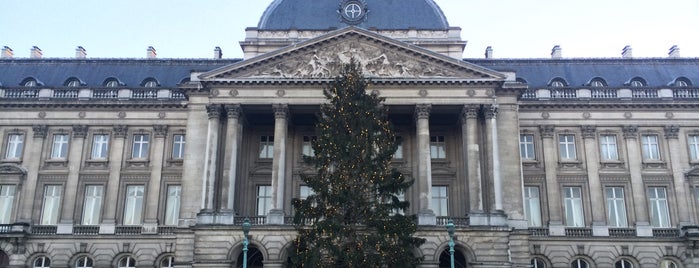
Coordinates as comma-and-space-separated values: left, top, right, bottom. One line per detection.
1, 0, 697, 59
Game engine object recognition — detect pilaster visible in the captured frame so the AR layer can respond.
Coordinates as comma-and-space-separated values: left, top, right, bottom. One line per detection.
623, 125, 651, 236
665, 125, 691, 225
17, 125, 47, 222
101, 125, 127, 234
198, 104, 223, 224
415, 104, 435, 225
581, 125, 607, 235
144, 125, 168, 232
269, 103, 288, 224
221, 104, 243, 224
461, 105, 482, 214
539, 125, 562, 227
58, 125, 87, 234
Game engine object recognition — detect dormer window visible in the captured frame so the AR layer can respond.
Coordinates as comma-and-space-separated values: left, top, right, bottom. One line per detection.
589, 78, 607, 87
21, 78, 38, 87
104, 78, 120, 88
142, 78, 159, 88
549, 78, 567, 88
674, 77, 691, 87
65, 78, 82, 87
628, 77, 646, 87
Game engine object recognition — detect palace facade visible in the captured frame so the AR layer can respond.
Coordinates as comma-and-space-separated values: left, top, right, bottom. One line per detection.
1, 0, 699, 267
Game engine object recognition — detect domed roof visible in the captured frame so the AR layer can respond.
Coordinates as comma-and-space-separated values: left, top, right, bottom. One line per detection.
258, 0, 449, 30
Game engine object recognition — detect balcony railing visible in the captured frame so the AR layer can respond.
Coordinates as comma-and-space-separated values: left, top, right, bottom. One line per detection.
0, 87, 187, 101
234, 216, 267, 225
653, 228, 680, 238
523, 87, 699, 101
609, 228, 636, 237
673, 88, 699, 98
591, 88, 618, 99
529, 227, 549, 237
53, 89, 79, 98
115, 226, 142, 235
131, 89, 158, 99
436, 217, 469, 226
73, 225, 100, 235
565, 227, 592, 237
3, 88, 39, 98
92, 89, 118, 99
32, 225, 57, 235
631, 88, 658, 98
550, 89, 577, 99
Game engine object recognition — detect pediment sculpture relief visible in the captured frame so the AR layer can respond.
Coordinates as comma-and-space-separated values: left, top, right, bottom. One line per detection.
247, 40, 463, 79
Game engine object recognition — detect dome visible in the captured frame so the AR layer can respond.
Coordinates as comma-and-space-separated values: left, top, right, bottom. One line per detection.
258, 0, 449, 31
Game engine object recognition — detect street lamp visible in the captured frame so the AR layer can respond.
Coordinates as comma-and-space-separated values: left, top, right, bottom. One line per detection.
446, 219, 455, 268
242, 218, 251, 268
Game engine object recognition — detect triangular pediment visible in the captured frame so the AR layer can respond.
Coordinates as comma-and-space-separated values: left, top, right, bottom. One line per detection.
200, 27, 505, 82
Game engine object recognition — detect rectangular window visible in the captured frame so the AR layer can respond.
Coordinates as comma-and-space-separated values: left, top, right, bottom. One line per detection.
299, 185, 314, 200
81, 185, 103, 225
431, 186, 448, 216
0, 185, 16, 224
256, 185, 272, 216
40, 185, 62, 225
394, 136, 404, 159
648, 187, 671, 227
91, 134, 109, 159
563, 187, 584, 227
430, 136, 446, 159
302, 136, 316, 157
641, 135, 660, 160
605, 187, 628, 227
131, 134, 150, 159
164, 185, 181, 226
520, 134, 535, 160
523, 186, 542, 227
259, 136, 274, 159
123, 185, 144, 225
5, 134, 24, 159
171, 134, 186, 159
599, 135, 619, 161
689, 135, 699, 161
50, 134, 69, 159
558, 134, 577, 160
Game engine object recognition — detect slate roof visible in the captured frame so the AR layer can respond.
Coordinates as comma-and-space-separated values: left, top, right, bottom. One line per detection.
0, 59, 239, 88
257, 0, 449, 30
470, 58, 699, 88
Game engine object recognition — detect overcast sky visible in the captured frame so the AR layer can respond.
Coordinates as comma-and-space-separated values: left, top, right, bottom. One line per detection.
1, 0, 697, 59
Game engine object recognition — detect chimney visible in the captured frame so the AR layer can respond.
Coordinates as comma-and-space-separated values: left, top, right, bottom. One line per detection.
484, 46, 493, 59
214, 46, 223, 59
147, 46, 157, 59
622, 45, 633, 58
30, 46, 43, 59
75, 46, 87, 59
1, 46, 13, 59
668, 45, 680, 58
551, 45, 562, 59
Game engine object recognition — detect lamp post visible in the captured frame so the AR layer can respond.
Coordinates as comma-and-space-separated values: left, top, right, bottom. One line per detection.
446, 219, 455, 268
242, 218, 251, 268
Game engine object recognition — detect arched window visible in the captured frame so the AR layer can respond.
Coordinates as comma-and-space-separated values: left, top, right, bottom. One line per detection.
615, 259, 633, 268
104, 78, 121, 88
531, 257, 547, 268
118, 256, 136, 268
516, 77, 528, 84
0, 251, 9, 267
660, 259, 678, 268
439, 248, 468, 268
34, 256, 51, 268
159, 256, 175, 268
22, 78, 38, 87
571, 258, 589, 268
589, 78, 607, 87
142, 78, 159, 88
628, 77, 646, 87
75, 256, 93, 268
674, 77, 692, 87
237, 247, 264, 268
549, 78, 568, 88
65, 78, 82, 87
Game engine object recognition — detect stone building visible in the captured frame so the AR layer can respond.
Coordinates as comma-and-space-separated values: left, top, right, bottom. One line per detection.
0, 0, 698, 267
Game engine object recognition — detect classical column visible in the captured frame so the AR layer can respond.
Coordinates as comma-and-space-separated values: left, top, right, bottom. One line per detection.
540, 125, 563, 231
461, 105, 482, 213
581, 126, 607, 236
665, 125, 691, 225
623, 125, 652, 237
144, 125, 167, 232
18, 125, 47, 222
179, 101, 208, 226
199, 104, 222, 224
224, 104, 243, 213
57, 125, 87, 234
415, 104, 435, 225
101, 125, 127, 234
268, 104, 288, 224
485, 105, 503, 212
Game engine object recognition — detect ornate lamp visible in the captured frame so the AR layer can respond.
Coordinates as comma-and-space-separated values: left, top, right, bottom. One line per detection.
446, 219, 455, 268
242, 218, 251, 268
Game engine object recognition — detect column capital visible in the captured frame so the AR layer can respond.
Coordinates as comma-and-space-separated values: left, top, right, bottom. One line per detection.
273, 103, 288, 119
622, 125, 638, 139
664, 125, 680, 139
484, 104, 498, 119
225, 104, 243, 119
32, 125, 48, 138
113, 125, 128, 138
414, 104, 431, 120
581, 125, 597, 139
153, 125, 168, 138
206, 104, 223, 119
72, 125, 88, 138
461, 105, 479, 120
539, 125, 555, 138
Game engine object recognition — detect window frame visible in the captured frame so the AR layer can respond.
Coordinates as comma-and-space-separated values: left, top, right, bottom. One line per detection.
524, 186, 542, 227
430, 185, 449, 216
164, 185, 181, 226
33, 256, 51, 268
641, 134, 661, 161
430, 135, 447, 160
605, 186, 628, 227
90, 133, 110, 160
615, 259, 634, 268
520, 134, 536, 160
688, 134, 699, 162
50, 133, 70, 160
171, 134, 186, 160
40, 185, 63, 225
130, 133, 150, 159
301, 135, 316, 157
0, 185, 17, 224
558, 134, 577, 161
122, 185, 145, 225
648, 186, 671, 227
563, 186, 585, 227
599, 134, 619, 161
259, 135, 274, 159
571, 258, 590, 268
159, 255, 175, 268
117, 256, 136, 268
4, 132, 25, 160
74, 255, 94, 268
81, 185, 104, 225
256, 185, 272, 216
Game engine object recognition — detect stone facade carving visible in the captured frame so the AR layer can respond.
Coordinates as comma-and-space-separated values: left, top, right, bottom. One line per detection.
414, 104, 431, 120
153, 125, 169, 137
581, 125, 596, 138
273, 103, 289, 119
664, 125, 680, 139
206, 104, 223, 119
32, 125, 48, 138
72, 125, 88, 138
539, 125, 555, 138
114, 125, 128, 138
622, 125, 638, 139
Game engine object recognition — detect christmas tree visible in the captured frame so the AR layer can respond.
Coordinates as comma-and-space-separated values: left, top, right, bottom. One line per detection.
290, 60, 425, 267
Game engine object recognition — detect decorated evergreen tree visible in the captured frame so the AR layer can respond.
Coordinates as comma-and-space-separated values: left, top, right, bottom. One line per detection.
290, 60, 425, 267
